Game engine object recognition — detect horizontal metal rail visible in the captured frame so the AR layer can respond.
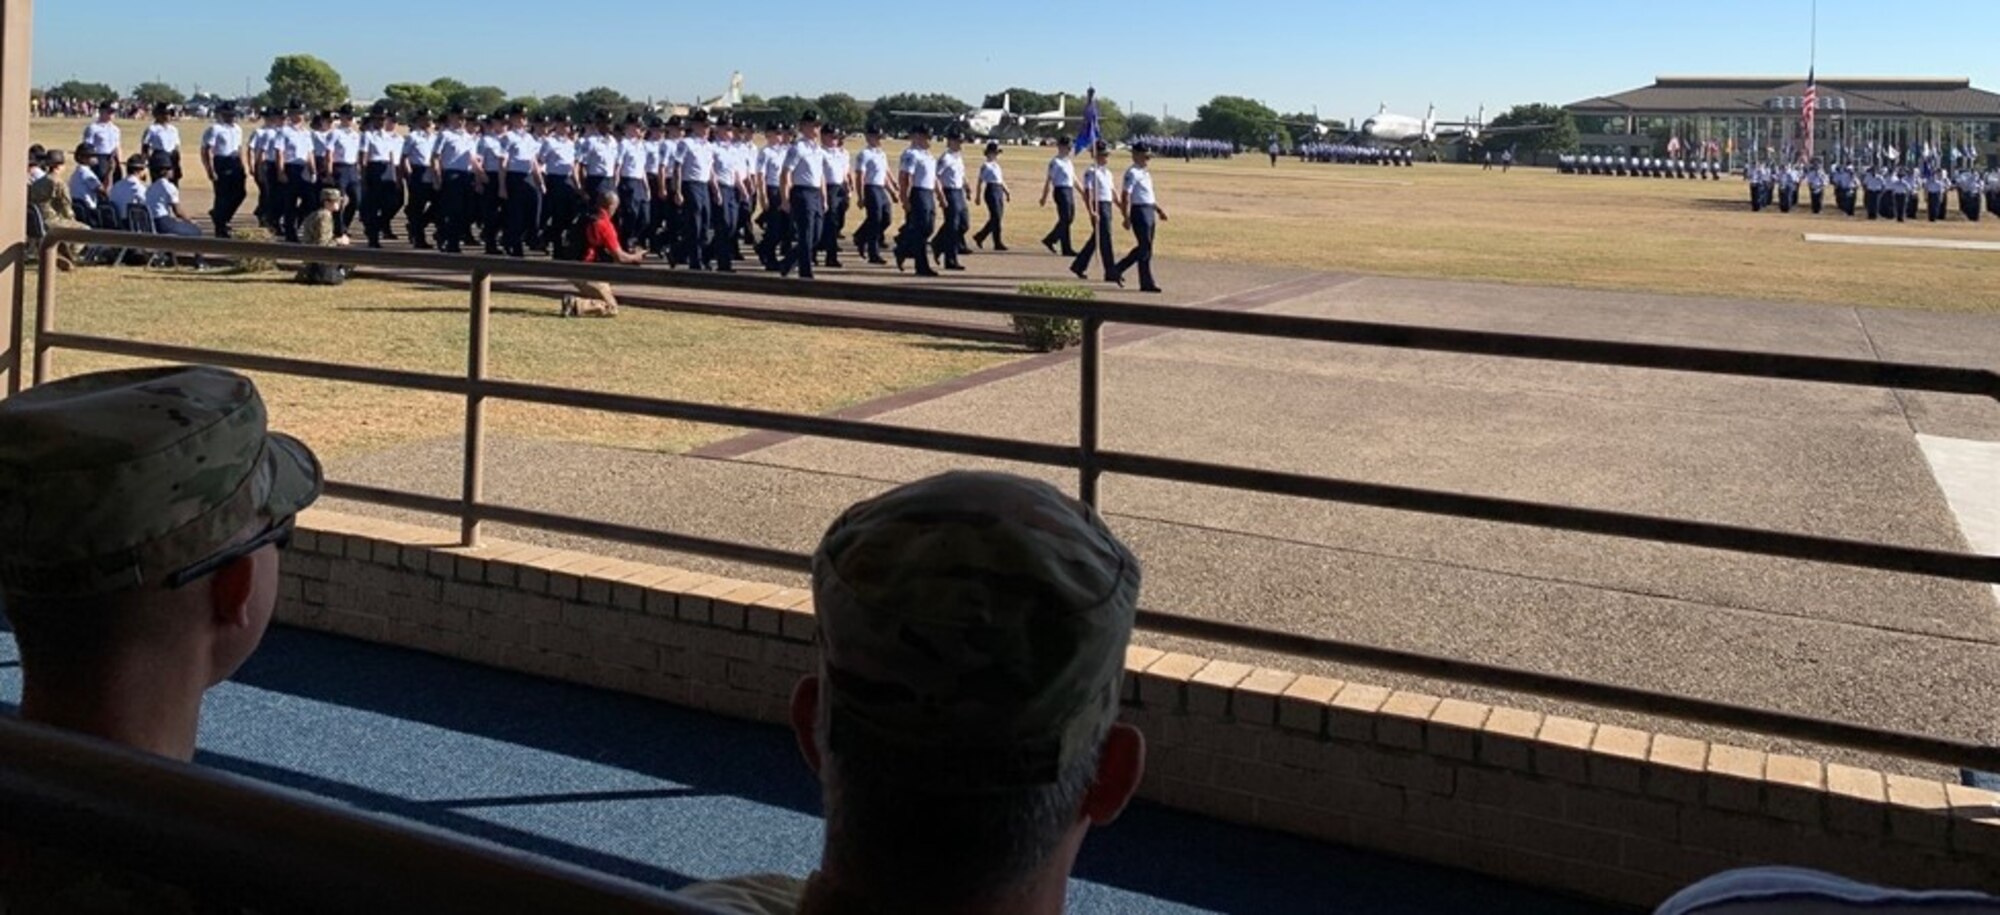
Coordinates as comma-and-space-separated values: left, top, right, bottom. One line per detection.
45, 330, 2000, 585
29, 229, 2000, 772
0, 716, 720, 915
42, 228, 2000, 400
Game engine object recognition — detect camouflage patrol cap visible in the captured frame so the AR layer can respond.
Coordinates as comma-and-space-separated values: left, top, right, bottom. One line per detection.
0, 366, 323, 598
812, 471, 1140, 793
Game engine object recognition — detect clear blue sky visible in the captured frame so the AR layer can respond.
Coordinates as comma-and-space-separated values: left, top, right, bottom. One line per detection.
32, 0, 2000, 125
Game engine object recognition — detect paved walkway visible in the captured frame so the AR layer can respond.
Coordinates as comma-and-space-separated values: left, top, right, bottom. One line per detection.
0, 627, 1621, 914
326, 256, 2000, 779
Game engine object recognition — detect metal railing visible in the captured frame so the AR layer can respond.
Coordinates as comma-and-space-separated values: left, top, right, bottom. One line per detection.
23, 226, 2000, 771
0, 714, 721, 914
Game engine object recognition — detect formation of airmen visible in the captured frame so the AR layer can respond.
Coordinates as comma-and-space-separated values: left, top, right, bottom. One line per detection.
51, 98, 1171, 291
1295, 143, 1416, 166
1557, 155, 1724, 179
1742, 162, 1998, 223
1123, 135, 1233, 160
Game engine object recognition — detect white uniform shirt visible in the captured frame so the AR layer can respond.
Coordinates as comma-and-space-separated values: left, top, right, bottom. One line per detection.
476, 134, 506, 173
276, 126, 317, 173
1122, 165, 1155, 206
978, 160, 1004, 187
143, 123, 180, 154
782, 140, 826, 189
108, 176, 146, 214
615, 138, 648, 181
1083, 164, 1115, 203
502, 130, 542, 174
143, 178, 180, 220
579, 135, 617, 177
202, 123, 243, 158
678, 137, 713, 183
1047, 156, 1077, 189
363, 130, 401, 167
823, 147, 852, 188
83, 120, 122, 156
539, 137, 578, 177
250, 127, 275, 163
901, 148, 938, 191
404, 130, 439, 172
714, 141, 742, 186
329, 128, 362, 166
69, 167, 104, 211
858, 147, 892, 187
436, 129, 479, 172
758, 144, 786, 186
937, 150, 967, 190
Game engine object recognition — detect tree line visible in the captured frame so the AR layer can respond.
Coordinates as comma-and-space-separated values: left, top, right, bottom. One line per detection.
39, 56, 1578, 155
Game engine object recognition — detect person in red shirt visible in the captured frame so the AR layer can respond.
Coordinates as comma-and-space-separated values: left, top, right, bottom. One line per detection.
563, 189, 644, 317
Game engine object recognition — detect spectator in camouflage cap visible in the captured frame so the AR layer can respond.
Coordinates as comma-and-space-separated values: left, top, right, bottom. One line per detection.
684, 471, 1146, 915
0, 366, 322, 761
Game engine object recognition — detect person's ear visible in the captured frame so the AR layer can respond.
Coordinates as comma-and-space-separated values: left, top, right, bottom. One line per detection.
790, 676, 824, 775
1081, 723, 1146, 827
207, 555, 258, 629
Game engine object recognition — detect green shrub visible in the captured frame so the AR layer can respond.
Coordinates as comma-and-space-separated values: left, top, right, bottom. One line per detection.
1012, 282, 1093, 352
227, 226, 278, 274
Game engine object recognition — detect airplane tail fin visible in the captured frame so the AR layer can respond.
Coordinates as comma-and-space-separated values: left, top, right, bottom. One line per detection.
1003, 92, 1011, 115
727, 72, 743, 106
1423, 103, 1437, 141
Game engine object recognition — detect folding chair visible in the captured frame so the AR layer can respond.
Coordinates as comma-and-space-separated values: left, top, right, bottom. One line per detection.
124, 204, 173, 269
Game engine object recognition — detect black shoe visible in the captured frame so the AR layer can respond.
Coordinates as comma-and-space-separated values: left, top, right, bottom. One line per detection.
993, 244, 1009, 251
1060, 249, 1078, 257
1070, 267, 1088, 280
974, 235, 986, 250
1042, 239, 1057, 254
944, 263, 965, 271
383, 231, 399, 240
894, 254, 906, 272
1140, 286, 1163, 294
915, 267, 940, 277
958, 246, 971, 256
868, 256, 888, 265
1109, 274, 1125, 288
826, 258, 843, 268
413, 240, 434, 250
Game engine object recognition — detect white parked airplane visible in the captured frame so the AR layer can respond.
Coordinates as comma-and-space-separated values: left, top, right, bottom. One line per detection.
894, 91, 1087, 139
700, 72, 746, 111
1359, 103, 1545, 146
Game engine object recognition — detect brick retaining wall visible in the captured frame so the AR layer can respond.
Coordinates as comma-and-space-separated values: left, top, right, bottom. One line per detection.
280, 509, 2000, 908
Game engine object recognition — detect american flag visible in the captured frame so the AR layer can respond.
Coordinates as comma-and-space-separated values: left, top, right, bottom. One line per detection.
1802, 69, 1818, 159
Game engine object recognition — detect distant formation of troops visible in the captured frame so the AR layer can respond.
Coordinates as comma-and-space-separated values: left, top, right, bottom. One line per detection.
1557, 155, 1725, 179
1742, 162, 1998, 223
41, 98, 1172, 294
1295, 144, 1417, 166
1122, 135, 1233, 161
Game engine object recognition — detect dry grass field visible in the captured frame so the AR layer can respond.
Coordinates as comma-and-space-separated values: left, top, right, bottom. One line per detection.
36, 268, 1018, 459
38, 117, 2000, 315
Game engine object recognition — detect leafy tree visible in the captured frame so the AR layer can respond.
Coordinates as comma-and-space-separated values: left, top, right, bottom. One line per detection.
428, 77, 469, 98
1485, 103, 1578, 158
382, 82, 448, 113
815, 92, 866, 131
263, 54, 349, 111
451, 85, 508, 116
1191, 95, 1281, 149
867, 92, 968, 134
505, 95, 541, 114
981, 87, 1055, 116
539, 95, 576, 118
49, 79, 116, 102
571, 86, 631, 121
1160, 115, 1191, 136
131, 82, 186, 107
760, 95, 813, 126
1124, 112, 1160, 139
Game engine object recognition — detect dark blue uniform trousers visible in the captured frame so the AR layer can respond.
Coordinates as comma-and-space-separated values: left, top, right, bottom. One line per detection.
780, 187, 824, 278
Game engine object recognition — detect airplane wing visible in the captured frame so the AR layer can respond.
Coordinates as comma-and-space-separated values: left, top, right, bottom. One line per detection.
889, 110, 965, 119
1435, 122, 1554, 141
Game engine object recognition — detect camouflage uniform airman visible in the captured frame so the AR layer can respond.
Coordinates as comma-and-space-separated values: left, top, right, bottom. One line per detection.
682, 471, 1142, 913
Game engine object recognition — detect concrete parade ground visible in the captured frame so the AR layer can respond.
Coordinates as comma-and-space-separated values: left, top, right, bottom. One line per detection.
295, 241, 2000, 782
